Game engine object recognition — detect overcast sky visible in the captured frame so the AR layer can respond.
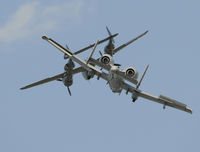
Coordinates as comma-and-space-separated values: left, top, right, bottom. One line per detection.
1, 0, 200, 152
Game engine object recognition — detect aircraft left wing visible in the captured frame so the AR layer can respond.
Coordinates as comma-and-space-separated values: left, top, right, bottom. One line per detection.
121, 81, 192, 114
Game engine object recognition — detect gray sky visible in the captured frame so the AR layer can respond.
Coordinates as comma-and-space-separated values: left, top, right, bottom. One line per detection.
1, 0, 200, 152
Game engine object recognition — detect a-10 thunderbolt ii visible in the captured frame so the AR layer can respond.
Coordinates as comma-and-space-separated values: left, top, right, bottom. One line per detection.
20, 28, 192, 114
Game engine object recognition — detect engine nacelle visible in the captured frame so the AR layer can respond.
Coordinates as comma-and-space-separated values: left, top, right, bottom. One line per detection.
63, 74, 73, 87
82, 71, 95, 80
99, 54, 114, 65
64, 62, 75, 71
123, 67, 138, 79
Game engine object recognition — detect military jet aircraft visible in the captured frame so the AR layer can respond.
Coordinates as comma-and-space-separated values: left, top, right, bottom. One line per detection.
20, 29, 192, 114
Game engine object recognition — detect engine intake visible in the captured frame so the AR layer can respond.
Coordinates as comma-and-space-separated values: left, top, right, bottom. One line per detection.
123, 67, 138, 79
63, 74, 73, 87
126, 69, 135, 77
99, 54, 113, 65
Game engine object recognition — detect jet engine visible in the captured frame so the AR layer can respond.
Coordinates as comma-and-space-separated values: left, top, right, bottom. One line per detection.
99, 54, 114, 65
62, 59, 74, 88
64, 61, 75, 71
63, 74, 73, 87
123, 67, 138, 79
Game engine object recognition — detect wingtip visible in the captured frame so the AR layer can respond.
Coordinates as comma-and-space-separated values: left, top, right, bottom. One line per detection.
20, 86, 28, 90
42, 35, 48, 40
20, 87, 25, 90
187, 108, 193, 114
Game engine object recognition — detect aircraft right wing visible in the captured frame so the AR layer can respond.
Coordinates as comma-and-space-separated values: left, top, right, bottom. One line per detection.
121, 81, 192, 114
113, 30, 148, 55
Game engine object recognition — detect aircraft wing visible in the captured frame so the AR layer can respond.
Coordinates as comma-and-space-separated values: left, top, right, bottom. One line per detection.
20, 72, 66, 90
113, 30, 148, 55
42, 36, 109, 81
20, 67, 84, 90
64, 33, 119, 59
121, 81, 192, 114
